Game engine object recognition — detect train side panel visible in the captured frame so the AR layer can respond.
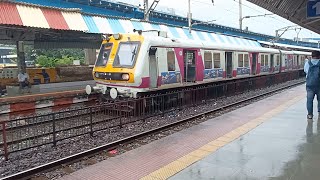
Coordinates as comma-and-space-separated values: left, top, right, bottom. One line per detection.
235, 51, 251, 77
201, 50, 225, 81
260, 53, 270, 75
157, 48, 182, 87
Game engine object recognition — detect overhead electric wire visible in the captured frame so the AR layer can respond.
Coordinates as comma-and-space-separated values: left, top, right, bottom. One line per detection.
189, 0, 312, 37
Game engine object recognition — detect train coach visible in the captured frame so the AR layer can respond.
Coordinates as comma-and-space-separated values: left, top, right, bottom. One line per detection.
86, 30, 310, 99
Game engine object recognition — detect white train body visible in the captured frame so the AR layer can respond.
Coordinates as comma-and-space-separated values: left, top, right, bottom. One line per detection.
86, 31, 310, 99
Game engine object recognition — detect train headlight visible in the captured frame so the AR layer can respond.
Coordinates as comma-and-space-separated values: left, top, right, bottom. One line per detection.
113, 33, 122, 40
94, 72, 100, 78
122, 73, 130, 80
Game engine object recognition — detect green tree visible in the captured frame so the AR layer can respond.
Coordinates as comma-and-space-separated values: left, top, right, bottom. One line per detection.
36, 55, 57, 67
35, 48, 85, 67
11, 46, 86, 67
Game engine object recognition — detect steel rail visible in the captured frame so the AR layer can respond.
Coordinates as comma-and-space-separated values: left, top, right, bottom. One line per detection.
0, 79, 306, 180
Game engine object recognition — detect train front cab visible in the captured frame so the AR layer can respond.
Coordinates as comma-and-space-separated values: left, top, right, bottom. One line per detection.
86, 33, 145, 99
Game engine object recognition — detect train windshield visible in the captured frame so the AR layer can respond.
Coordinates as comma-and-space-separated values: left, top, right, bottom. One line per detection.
113, 42, 139, 68
96, 43, 113, 67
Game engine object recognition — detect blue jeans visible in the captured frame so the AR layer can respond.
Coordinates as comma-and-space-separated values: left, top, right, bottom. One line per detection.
307, 87, 320, 115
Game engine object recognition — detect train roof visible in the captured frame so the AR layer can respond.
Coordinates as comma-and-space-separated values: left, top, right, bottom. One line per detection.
259, 41, 318, 52
280, 50, 311, 55
138, 31, 280, 54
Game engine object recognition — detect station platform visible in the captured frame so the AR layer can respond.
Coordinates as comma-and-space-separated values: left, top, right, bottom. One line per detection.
59, 84, 317, 180
37, 80, 95, 94
0, 80, 96, 119
2, 80, 95, 97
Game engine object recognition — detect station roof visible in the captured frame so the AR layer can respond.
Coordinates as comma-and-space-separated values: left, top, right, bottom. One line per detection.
0, 1, 87, 31
0, 1, 262, 49
247, 0, 320, 35
0, 0, 317, 51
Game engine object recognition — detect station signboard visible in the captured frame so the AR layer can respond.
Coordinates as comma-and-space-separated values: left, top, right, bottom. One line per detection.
307, 0, 320, 19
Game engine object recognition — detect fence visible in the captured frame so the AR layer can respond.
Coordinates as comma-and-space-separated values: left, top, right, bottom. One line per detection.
0, 71, 302, 160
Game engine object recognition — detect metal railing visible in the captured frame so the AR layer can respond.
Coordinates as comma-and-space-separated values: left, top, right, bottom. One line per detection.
0, 71, 302, 160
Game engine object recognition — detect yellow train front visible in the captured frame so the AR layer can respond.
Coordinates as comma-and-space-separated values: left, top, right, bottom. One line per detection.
86, 33, 148, 99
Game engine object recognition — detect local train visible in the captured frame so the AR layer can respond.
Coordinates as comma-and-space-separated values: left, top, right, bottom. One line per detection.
86, 30, 311, 99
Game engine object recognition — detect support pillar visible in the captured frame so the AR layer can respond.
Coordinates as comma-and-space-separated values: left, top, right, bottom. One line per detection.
16, 41, 26, 73
84, 49, 97, 66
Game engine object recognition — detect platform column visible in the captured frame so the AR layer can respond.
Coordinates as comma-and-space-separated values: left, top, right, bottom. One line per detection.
16, 41, 26, 73
84, 49, 96, 65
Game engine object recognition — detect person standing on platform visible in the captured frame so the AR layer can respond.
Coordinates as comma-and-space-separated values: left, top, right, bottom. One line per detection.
304, 50, 320, 120
18, 69, 31, 92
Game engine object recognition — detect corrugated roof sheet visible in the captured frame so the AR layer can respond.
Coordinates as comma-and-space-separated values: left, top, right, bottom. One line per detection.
0, 2, 23, 26
159, 24, 173, 38
108, 18, 125, 33
93, 16, 112, 33
140, 22, 153, 31
42, 8, 69, 30
118, 19, 135, 33
83, 15, 100, 33
16, 4, 49, 28
0, 1, 263, 48
61, 11, 88, 31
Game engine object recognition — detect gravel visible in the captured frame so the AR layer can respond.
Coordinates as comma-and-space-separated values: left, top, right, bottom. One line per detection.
0, 79, 303, 179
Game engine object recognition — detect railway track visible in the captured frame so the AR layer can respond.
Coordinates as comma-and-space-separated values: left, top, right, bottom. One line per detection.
0, 72, 302, 159
0, 78, 306, 180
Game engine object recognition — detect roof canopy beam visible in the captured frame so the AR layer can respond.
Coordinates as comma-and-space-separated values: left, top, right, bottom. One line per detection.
247, 0, 320, 38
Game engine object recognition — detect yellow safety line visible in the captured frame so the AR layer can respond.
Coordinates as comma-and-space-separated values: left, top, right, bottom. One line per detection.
140, 94, 305, 180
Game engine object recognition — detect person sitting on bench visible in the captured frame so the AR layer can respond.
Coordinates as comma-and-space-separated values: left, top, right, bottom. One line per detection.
18, 70, 31, 92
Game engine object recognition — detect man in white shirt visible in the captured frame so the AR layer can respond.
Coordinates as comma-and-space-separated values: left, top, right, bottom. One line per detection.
18, 70, 31, 90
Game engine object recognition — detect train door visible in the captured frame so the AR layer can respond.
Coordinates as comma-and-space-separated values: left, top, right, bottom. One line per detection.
280, 53, 284, 72
252, 53, 257, 75
295, 55, 299, 69
225, 52, 233, 78
149, 48, 158, 88
270, 54, 274, 72
183, 50, 196, 82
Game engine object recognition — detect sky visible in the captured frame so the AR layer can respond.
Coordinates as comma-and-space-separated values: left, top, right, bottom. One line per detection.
114, 0, 320, 41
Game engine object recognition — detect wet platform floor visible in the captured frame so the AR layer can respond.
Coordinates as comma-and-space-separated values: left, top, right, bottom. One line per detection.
170, 92, 319, 180
59, 84, 319, 180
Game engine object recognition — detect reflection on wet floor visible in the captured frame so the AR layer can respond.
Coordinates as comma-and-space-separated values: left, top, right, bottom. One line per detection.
170, 99, 320, 180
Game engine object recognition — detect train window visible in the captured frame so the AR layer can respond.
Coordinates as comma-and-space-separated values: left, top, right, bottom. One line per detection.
244, 54, 249, 67
276, 55, 280, 65
96, 43, 113, 67
264, 55, 269, 66
213, 53, 221, 68
261, 55, 265, 66
167, 51, 175, 71
113, 42, 140, 68
238, 54, 244, 67
204, 52, 212, 69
